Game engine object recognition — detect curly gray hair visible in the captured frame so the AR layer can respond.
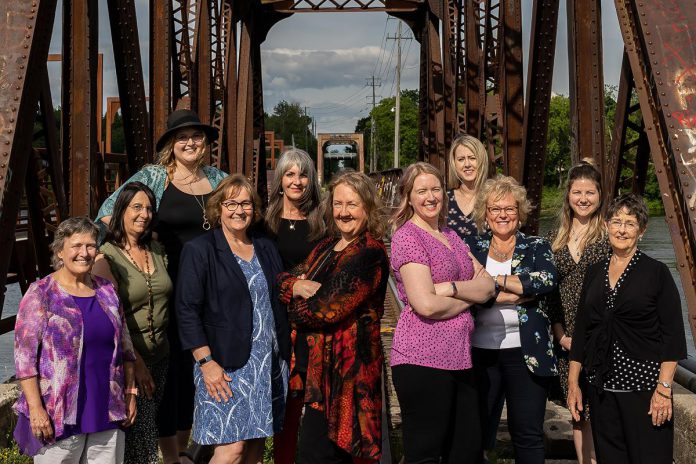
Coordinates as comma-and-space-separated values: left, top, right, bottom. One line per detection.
50, 217, 99, 270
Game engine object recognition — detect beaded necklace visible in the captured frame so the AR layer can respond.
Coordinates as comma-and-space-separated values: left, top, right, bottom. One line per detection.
123, 245, 156, 343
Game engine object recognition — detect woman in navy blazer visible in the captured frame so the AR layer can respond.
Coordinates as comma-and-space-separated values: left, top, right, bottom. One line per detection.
466, 175, 557, 464
176, 174, 289, 463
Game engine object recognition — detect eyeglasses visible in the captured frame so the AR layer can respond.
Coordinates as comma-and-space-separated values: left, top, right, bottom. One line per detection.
174, 133, 205, 144
608, 220, 639, 231
487, 206, 518, 216
221, 200, 254, 212
129, 204, 153, 213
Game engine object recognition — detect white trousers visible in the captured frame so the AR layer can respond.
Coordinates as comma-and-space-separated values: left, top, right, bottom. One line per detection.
34, 428, 124, 464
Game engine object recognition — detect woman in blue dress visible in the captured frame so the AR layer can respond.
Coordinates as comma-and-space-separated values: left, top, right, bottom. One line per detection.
176, 174, 290, 463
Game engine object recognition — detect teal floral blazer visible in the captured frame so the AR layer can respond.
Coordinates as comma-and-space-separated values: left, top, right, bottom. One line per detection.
469, 231, 559, 377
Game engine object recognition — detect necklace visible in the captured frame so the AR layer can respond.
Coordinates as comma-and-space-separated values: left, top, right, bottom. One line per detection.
123, 245, 156, 344
288, 219, 297, 231
490, 238, 515, 261
183, 173, 211, 230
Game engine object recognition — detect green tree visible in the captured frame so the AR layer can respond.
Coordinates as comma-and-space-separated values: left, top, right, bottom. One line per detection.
264, 100, 317, 161
544, 94, 571, 187
355, 89, 419, 171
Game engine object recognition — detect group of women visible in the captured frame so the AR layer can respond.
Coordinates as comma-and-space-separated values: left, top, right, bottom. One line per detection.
11, 108, 688, 464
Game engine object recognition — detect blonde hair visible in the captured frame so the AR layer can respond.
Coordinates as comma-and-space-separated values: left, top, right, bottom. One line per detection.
324, 171, 386, 240
390, 162, 448, 233
473, 175, 532, 234
205, 174, 262, 227
447, 134, 489, 190
551, 161, 606, 252
157, 129, 210, 180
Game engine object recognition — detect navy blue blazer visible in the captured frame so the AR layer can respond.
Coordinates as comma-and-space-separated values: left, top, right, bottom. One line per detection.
469, 231, 559, 377
176, 227, 290, 369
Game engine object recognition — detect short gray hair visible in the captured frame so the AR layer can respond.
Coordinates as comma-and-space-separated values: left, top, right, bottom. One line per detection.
50, 217, 99, 270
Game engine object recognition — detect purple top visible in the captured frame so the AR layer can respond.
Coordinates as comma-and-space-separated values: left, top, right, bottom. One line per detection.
14, 295, 119, 456
13, 275, 135, 445
390, 220, 475, 370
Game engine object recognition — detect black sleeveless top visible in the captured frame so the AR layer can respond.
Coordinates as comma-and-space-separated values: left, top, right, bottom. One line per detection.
155, 183, 211, 285
275, 218, 317, 270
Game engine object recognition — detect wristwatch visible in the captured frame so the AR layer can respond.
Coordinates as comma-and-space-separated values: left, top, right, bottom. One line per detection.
450, 281, 458, 298
658, 380, 672, 389
494, 276, 501, 296
196, 354, 213, 366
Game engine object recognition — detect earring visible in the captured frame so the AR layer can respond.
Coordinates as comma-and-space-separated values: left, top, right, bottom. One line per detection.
279, 190, 284, 196
639, 235, 643, 241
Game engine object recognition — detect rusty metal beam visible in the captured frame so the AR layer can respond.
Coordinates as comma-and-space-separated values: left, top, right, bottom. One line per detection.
194, 0, 213, 126
0, 0, 58, 313
464, 1, 482, 137
63, 0, 100, 216
150, 0, 172, 154
500, 0, 524, 182
25, 149, 53, 277
38, 65, 68, 220
442, 0, 458, 150
615, 0, 696, 345
252, 36, 267, 200
224, 4, 239, 173
236, 17, 253, 176
522, 0, 559, 233
567, 0, 605, 170
108, 0, 152, 171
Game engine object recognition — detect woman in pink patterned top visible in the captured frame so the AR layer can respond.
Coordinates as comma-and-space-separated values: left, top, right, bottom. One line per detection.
389, 162, 495, 463
13, 217, 137, 462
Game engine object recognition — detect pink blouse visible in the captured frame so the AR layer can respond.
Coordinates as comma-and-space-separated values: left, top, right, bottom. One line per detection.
390, 220, 475, 370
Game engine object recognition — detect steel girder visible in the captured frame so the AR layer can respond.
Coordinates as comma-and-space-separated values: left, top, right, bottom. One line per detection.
615, 0, 696, 345
567, 0, 606, 170
521, 0, 560, 233
0, 0, 59, 309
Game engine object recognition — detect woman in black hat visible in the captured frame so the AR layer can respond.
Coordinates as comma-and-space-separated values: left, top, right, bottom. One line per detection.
97, 109, 227, 464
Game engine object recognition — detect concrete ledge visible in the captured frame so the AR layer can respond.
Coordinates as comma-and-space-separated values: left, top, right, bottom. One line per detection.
673, 383, 696, 464
0, 381, 19, 447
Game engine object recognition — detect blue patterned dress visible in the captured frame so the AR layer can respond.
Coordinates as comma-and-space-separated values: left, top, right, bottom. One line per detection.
192, 253, 288, 445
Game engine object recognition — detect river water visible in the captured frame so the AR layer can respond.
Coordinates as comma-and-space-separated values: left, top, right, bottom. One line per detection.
0, 215, 694, 381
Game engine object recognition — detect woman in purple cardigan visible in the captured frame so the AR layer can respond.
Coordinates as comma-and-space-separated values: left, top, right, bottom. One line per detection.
13, 217, 137, 462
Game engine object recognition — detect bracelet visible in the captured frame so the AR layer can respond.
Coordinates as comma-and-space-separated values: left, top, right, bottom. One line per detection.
658, 380, 672, 389
502, 274, 508, 292
655, 389, 672, 399
450, 281, 458, 298
559, 335, 568, 351
196, 354, 213, 366
125, 387, 139, 397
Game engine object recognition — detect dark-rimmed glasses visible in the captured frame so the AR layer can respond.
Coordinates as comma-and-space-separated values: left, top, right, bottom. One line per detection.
221, 200, 253, 212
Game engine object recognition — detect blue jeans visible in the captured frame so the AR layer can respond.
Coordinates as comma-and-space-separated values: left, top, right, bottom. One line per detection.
473, 347, 550, 464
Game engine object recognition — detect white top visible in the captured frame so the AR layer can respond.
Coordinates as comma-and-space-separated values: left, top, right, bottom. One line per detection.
471, 257, 521, 349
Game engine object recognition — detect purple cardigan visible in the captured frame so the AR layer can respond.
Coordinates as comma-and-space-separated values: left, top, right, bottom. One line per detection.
13, 274, 136, 440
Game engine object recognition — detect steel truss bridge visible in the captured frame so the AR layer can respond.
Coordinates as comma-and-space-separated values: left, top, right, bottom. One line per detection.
1, 0, 696, 345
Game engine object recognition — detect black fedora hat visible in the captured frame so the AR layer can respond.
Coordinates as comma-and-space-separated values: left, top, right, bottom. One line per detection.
155, 109, 219, 152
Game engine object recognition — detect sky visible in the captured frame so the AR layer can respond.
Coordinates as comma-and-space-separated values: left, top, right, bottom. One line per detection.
45, 0, 625, 134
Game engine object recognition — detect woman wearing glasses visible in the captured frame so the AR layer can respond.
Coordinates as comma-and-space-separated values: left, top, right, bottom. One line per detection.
176, 174, 289, 463
96, 110, 227, 463
568, 194, 686, 463
92, 182, 173, 464
467, 175, 558, 464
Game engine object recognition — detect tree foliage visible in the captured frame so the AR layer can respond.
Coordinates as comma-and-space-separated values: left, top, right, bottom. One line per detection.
264, 100, 317, 161
355, 89, 419, 170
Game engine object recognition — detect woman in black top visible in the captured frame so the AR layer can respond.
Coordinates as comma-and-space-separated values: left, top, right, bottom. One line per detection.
265, 148, 325, 464
568, 194, 687, 464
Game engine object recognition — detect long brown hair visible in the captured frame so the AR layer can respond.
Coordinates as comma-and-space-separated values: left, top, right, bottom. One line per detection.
390, 162, 448, 233
551, 161, 606, 252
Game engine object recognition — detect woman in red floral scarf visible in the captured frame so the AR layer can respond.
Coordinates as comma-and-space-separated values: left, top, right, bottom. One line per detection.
278, 171, 389, 464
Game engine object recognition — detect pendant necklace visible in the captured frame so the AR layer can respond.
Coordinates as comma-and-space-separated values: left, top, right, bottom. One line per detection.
288, 219, 297, 231
490, 239, 514, 261
184, 173, 211, 230
123, 245, 156, 343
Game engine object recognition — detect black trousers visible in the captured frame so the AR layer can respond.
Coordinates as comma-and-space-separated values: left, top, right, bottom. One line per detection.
473, 347, 550, 464
588, 386, 674, 464
391, 364, 481, 464
297, 407, 366, 464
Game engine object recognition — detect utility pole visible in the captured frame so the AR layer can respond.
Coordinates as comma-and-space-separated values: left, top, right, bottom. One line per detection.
387, 20, 411, 169
304, 106, 309, 150
366, 76, 381, 172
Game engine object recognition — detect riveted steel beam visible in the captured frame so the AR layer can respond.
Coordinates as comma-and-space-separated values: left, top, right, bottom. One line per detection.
108, 0, 152, 170
567, 0, 605, 170
522, 0, 559, 233
150, 0, 172, 151
62, 0, 100, 216
0, 0, 58, 313
615, 0, 696, 345
500, 0, 524, 182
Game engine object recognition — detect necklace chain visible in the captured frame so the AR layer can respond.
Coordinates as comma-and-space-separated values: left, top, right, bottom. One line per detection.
490, 238, 515, 261
180, 170, 211, 230
123, 245, 156, 344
